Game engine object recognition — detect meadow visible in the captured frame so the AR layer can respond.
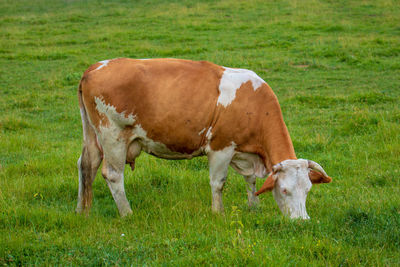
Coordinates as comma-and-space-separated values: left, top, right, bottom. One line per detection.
1, 0, 399, 265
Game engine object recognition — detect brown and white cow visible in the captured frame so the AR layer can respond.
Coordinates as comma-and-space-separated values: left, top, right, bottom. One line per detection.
76, 58, 332, 219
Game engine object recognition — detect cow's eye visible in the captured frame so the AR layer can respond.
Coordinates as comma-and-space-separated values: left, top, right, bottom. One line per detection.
282, 188, 288, 194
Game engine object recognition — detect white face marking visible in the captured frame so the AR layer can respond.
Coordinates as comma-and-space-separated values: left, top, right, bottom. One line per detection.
217, 67, 266, 107
272, 159, 312, 219
95, 60, 110, 70
95, 97, 136, 126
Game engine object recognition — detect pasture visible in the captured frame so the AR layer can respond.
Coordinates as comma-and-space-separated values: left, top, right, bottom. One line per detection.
1, 0, 399, 265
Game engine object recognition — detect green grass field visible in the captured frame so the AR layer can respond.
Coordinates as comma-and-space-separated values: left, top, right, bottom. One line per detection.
1, 0, 400, 265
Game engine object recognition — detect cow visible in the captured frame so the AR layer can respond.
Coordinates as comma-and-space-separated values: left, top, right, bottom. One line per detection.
76, 58, 332, 219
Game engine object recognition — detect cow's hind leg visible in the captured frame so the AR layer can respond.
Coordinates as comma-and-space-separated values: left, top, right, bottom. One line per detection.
207, 147, 235, 213
244, 175, 259, 207
101, 141, 132, 217
76, 111, 102, 215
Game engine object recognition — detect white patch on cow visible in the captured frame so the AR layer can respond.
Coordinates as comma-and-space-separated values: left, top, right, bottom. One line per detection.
217, 67, 266, 107
96, 122, 126, 172
207, 141, 236, 164
198, 128, 206, 136
94, 97, 136, 126
204, 141, 236, 164
96, 124, 125, 157
95, 60, 110, 70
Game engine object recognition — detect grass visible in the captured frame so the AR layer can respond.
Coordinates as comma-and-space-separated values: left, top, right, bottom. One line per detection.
0, 0, 399, 265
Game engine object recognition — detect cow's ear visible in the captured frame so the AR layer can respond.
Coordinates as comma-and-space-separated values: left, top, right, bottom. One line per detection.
309, 169, 332, 184
255, 174, 275, 196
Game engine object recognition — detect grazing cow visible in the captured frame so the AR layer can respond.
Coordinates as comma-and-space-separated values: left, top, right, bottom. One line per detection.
76, 58, 332, 219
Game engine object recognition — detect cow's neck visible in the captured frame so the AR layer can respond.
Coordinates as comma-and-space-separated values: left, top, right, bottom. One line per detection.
261, 99, 297, 171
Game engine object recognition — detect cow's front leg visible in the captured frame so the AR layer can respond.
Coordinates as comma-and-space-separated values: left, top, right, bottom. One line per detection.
244, 175, 259, 207
207, 146, 235, 213
210, 175, 226, 213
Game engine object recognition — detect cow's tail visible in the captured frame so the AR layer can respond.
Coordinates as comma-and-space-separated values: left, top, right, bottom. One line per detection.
77, 78, 95, 147
76, 78, 102, 215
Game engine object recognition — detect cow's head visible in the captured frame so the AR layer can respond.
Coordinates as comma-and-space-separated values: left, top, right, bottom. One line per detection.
255, 159, 331, 219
